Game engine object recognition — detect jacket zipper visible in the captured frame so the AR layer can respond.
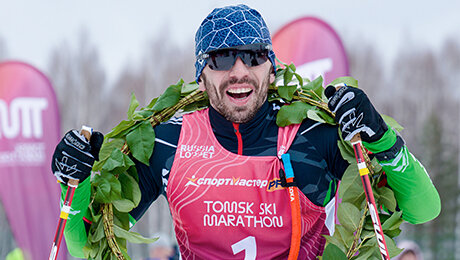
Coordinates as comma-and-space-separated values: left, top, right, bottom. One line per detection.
232, 122, 243, 155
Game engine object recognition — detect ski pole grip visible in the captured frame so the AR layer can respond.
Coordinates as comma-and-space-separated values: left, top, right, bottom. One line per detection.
325, 84, 362, 143
81, 126, 92, 141
68, 126, 93, 187
351, 133, 362, 143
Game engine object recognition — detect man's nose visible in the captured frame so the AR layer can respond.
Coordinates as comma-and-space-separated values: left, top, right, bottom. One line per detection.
229, 57, 249, 77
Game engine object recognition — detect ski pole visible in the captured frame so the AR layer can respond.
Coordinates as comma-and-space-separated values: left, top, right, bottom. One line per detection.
351, 134, 390, 260
49, 127, 92, 260
325, 85, 390, 260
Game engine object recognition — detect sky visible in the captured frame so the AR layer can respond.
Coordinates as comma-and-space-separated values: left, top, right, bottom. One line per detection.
0, 0, 459, 82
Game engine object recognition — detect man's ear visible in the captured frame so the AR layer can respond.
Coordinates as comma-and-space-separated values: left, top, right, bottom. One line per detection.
198, 77, 205, 91
269, 68, 275, 84
198, 70, 207, 91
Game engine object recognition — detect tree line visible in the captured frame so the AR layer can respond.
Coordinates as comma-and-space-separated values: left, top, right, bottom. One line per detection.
0, 27, 459, 259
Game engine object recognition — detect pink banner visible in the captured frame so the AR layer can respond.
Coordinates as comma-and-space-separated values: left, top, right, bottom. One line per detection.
272, 17, 349, 84
0, 61, 65, 259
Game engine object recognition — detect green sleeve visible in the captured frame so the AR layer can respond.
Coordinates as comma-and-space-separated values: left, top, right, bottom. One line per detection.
364, 129, 441, 224
60, 178, 91, 258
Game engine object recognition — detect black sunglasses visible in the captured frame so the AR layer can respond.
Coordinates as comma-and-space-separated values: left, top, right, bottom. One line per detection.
199, 43, 271, 71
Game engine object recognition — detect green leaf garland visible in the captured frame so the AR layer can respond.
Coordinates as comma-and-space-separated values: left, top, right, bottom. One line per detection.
85, 61, 403, 259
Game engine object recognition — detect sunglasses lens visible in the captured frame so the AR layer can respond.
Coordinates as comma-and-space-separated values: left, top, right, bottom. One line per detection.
241, 51, 268, 67
206, 45, 269, 71
208, 50, 236, 71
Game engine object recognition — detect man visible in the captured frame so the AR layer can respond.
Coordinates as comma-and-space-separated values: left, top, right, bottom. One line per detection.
52, 4, 440, 259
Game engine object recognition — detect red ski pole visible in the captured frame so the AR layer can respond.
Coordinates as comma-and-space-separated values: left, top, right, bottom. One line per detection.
49, 127, 92, 260
351, 134, 390, 260
325, 85, 390, 260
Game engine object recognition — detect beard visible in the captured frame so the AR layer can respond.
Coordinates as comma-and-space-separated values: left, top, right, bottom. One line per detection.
202, 72, 271, 124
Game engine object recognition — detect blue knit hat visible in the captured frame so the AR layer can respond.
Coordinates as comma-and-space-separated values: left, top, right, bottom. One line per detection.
194, 4, 277, 83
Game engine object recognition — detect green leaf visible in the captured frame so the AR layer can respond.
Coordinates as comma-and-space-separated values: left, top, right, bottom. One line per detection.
112, 173, 141, 212
274, 67, 286, 84
112, 198, 136, 213
307, 109, 326, 123
132, 109, 154, 120
370, 157, 383, 173
294, 73, 304, 86
181, 81, 199, 95
338, 165, 366, 207
115, 233, 128, 250
82, 241, 99, 259
385, 234, 403, 258
101, 149, 124, 172
92, 171, 122, 203
127, 92, 140, 120
316, 109, 336, 125
329, 76, 358, 87
385, 226, 402, 238
382, 211, 403, 231
323, 234, 347, 253
382, 114, 404, 132
126, 165, 139, 182
359, 225, 401, 258
337, 202, 361, 232
84, 236, 108, 259
377, 186, 397, 212
353, 242, 378, 260
337, 132, 355, 164
119, 245, 131, 260
113, 209, 130, 230
101, 149, 135, 175
322, 243, 348, 260
283, 66, 295, 86
142, 97, 158, 111
277, 85, 298, 101
126, 120, 155, 165
112, 224, 158, 244
335, 225, 354, 248
303, 75, 324, 99
152, 79, 183, 111
182, 97, 210, 112
276, 101, 313, 127
93, 138, 125, 171
104, 120, 137, 139
88, 218, 105, 243
287, 62, 297, 72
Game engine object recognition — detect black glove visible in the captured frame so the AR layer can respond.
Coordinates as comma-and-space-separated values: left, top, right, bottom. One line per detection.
51, 130, 103, 185
326, 85, 387, 142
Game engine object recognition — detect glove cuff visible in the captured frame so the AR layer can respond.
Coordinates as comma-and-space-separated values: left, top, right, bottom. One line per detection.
373, 135, 405, 161
363, 127, 406, 161
363, 126, 396, 153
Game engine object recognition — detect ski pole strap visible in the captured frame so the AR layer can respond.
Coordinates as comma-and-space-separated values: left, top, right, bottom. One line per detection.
281, 153, 301, 260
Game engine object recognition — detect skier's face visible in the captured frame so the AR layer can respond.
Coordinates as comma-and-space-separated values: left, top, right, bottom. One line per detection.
199, 58, 274, 124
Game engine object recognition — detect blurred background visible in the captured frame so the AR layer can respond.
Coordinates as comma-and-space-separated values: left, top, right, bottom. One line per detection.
1, 0, 459, 259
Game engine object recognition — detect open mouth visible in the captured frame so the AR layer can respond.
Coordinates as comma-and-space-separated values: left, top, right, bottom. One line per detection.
226, 88, 253, 100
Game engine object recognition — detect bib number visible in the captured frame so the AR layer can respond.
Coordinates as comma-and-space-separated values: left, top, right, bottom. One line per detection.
231, 236, 257, 260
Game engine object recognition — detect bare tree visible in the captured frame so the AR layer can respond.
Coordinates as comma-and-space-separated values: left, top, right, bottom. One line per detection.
140, 27, 195, 103
103, 27, 195, 132
387, 40, 460, 260
121, 33, 195, 259
47, 29, 107, 134
101, 64, 148, 132
346, 34, 460, 259
98, 29, 195, 258
344, 36, 390, 119
438, 36, 460, 260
